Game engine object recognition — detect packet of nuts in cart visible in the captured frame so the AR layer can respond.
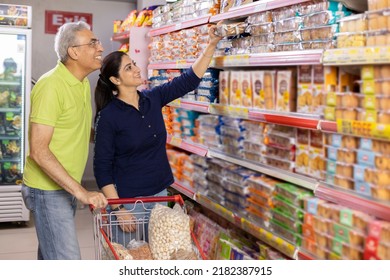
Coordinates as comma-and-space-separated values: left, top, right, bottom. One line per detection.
149, 203, 193, 260
127, 239, 153, 260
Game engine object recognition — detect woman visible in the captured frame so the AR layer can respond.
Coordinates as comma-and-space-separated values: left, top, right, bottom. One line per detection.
93, 23, 222, 246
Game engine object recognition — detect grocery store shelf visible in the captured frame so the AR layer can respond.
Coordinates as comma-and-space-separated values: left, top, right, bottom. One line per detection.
180, 100, 210, 113
318, 120, 337, 133
170, 101, 321, 129
209, 103, 250, 119
148, 59, 196, 70
111, 31, 129, 42
150, 50, 323, 70
315, 184, 390, 222
249, 50, 323, 66
169, 100, 390, 141
171, 181, 196, 200
208, 150, 318, 191
196, 193, 297, 259
148, 14, 211, 37
323, 46, 390, 65
250, 110, 321, 129
211, 50, 323, 68
167, 135, 208, 157
210, 0, 311, 22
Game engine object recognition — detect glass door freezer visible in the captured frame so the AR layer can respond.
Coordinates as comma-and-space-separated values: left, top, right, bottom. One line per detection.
0, 27, 31, 223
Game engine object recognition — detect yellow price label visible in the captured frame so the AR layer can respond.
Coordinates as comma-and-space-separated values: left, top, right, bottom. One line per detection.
176, 60, 187, 68
223, 55, 249, 66
336, 119, 353, 135
265, 231, 273, 241
209, 104, 228, 115
336, 119, 384, 139
227, 106, 249, 119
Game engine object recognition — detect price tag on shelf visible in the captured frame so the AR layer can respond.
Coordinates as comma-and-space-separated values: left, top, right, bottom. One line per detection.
227, 106, 249, 119
209, 103, 228, 115
265, 231, 273, 242
224, 55, 249, 67
370, 47, 390, 64
348, 48, 366, 64
336, 119, 390, 140
170, 136, 182, 147
323, 49, 346, 64
176, 60, 187, 68
336, 119, 372, 137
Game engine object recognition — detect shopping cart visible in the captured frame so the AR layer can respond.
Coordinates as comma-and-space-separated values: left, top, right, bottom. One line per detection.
90, 194, 206, 260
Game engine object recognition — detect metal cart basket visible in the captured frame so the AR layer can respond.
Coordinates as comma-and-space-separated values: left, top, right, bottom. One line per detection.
90, 194, 206, 260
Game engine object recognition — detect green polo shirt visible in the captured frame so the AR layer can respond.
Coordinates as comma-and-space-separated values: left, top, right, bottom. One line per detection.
23, 61, 92, 190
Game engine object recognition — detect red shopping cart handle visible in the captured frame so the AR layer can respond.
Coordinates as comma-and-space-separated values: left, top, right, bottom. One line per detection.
90, 194, 184, 211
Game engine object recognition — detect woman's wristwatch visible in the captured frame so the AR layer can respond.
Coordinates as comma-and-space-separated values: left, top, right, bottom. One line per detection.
111, 204, 125, 211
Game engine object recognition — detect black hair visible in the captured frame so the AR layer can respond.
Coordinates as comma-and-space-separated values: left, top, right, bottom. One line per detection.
94, 51, 127, 122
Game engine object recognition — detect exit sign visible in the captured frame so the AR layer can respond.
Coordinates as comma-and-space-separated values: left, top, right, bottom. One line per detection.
45, 10, 93, 34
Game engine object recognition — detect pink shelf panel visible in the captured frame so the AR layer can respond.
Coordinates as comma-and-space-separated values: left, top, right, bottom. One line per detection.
249, 50, 323, 66
148, 59, 196, 69
149, 15, 211, 37
180, 141, 208, 157
319, 120, 338, 133
171, 181, 195, 199
210, 0, 311, 22
315, 185, 390, 222
180, 100, 210, 113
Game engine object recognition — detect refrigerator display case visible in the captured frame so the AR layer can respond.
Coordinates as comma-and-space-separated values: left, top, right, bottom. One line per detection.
0, 4, 32, 223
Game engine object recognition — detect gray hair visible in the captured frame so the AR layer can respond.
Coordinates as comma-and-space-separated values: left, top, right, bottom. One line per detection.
54, 21, 91, 63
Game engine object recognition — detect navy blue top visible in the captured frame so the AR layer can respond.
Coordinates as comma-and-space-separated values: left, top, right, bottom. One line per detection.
93, 67, 201, 198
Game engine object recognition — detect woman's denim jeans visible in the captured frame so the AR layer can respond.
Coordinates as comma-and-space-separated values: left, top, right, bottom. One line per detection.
108, 189, 168, 248
22, 185, 81, 260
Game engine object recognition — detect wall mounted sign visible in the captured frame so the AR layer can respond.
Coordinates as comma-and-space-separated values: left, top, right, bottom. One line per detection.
45, 10, 92, 34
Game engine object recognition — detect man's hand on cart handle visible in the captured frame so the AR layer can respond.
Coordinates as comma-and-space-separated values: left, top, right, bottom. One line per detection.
81, 191, 108, 209
115, 210, 137, 232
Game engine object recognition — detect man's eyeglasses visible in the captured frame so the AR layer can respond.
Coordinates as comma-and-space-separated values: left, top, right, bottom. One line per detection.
72, 39, 102, 48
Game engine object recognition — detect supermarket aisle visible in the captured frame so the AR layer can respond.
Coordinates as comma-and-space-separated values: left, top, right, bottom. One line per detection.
0, 183, 98, 260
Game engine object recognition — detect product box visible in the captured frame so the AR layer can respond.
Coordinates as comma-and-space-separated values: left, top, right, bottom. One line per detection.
251, 70, 276, 110
251, 71, 264, 109
275, 70, 296, 112
241, 71, 252, 107
295, 128, 310, 175
229, 71, 243, 106
219, 71, 230, 105
313, 65, 337, 115
309, 130, 326, 179
297, 65, 313, 114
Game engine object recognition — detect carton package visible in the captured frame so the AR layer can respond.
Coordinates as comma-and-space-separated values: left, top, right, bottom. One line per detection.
276, 70, 297, 112
219, 71, 230, 105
